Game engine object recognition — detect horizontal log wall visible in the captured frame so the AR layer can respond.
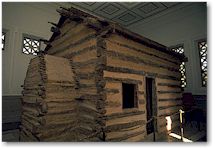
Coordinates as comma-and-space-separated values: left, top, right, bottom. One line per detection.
103, 68, 146, 141
156, 77, 182, 133
20, 55, 78, 141
104, 33, 183, 138
106, 53, 180, 78
47, 19, 97, 58
47, 19, 102, 141
106, 34, 181, 65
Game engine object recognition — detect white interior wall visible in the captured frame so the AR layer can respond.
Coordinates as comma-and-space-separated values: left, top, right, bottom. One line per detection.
2, 2, 60, 96
128, 2, 207, 95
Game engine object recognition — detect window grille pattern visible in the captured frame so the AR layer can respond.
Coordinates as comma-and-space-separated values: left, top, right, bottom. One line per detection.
171, 45, 184, 54
179, 62, 186, 88
198, 40, 207, 87
2, 32, 5, 50
23, 36, 40, 55
171, 45, 186, 88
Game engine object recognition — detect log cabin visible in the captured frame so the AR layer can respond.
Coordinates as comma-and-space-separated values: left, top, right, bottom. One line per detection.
20, 6, 187, 142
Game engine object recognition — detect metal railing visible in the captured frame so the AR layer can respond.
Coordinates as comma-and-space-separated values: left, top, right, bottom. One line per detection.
146, 107, 205, 142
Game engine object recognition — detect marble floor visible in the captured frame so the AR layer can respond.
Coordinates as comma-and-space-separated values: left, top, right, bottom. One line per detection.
2, 129, 20, 142
2, 122, 206, 142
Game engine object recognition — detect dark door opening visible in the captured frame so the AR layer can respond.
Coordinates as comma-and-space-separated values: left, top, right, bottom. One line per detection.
146, 77, 156, 134
122, 83, 137, 109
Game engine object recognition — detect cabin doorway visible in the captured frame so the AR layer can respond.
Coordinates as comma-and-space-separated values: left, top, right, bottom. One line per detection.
146, 77, 157, 134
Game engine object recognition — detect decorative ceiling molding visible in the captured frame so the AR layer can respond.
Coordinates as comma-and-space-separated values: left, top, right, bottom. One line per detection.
56, 2, 186, 27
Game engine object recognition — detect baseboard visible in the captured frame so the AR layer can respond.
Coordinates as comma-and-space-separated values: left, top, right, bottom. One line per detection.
2, 122, 21, 131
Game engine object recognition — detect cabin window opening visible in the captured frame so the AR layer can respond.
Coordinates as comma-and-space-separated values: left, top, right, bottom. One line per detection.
122, 83, 137, 109
198, 40, 207, 87
22, 34, 41, 55
170, 44, 186, 88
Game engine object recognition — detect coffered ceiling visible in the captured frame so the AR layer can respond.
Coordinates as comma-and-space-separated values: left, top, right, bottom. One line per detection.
65, 2, 184, 27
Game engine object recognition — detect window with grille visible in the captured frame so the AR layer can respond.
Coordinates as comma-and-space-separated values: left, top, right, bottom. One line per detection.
198, 40, 207, 87
2, 32, 6, 50
171, 45, 184, 54
171, 45, 186, 88
22, 35, 41, 55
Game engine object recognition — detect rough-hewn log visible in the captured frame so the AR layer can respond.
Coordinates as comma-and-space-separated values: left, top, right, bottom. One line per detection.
106, 38, 181, 65
158, 98, 182, 102
106, 130, 145, 142
22, 112, 45, 126
106, 101, 121, 107
49, 33, 96, 55
106, 56, 180, 78
158, 107, 182, 117
72, 58, 100, 68
22, 96, 43, 104
158, 103, 182, 110
50, 22, 85, 48
138, 91, 144, 95
85, 17, 103, 31
33, 121, 78, 141
105, 120, 146, 132
21, 118, 41, 134
139, 99, 145, 104
20, 125, 39, 141
105, 88, 119, 94
158, 91, 181, 94
106, 40, 180, 68
105, 110, 145, 120
65, 45, 97, 59
158, 93, 182, 100
106, 50, 179, 72
158, 83, 181, 88
78, 103, 104, 117
104, 66, 180, 81
104, 77, 142, 85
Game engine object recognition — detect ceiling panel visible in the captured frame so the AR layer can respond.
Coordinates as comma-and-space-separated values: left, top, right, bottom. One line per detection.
118, 2, 140, 9
72, 2, 104, 11
132, 2, 166, 18
113, 10, 142, 26
94, 3, 127, 20
161, 2, 180, 8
